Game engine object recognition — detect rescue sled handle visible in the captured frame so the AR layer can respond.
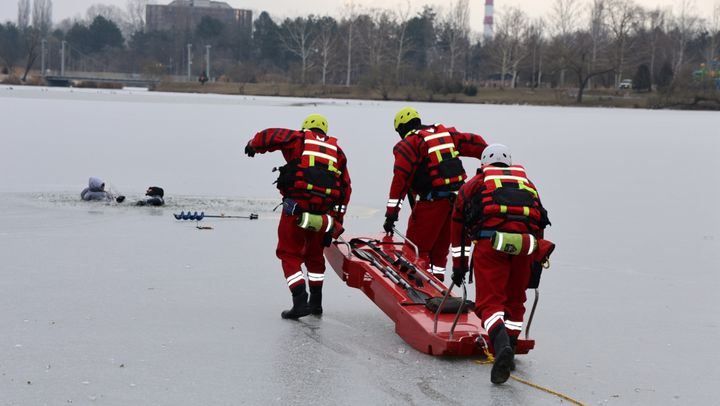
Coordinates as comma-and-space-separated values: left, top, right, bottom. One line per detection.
335, 236, 353, 259
392, 227, 419, 258
433, 280, 467, 340
525, 289, 539, 340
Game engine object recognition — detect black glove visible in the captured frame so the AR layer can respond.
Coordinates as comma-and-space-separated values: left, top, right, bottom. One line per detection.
451, 267, 467, 287
115, 195, 126, 203
323, 232, 333, 247
244, 143, 256, 157
383, 214, 397, 235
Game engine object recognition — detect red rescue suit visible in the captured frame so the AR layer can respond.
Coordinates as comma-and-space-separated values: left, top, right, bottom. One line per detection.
249, 128, 352, 291
451, 165, 549, 340
386, 124, 487, 279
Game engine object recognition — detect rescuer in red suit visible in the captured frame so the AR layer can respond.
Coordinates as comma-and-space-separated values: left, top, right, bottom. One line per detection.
245, 114, 352, 319
450, 144, 551, 384
383, 106, 488, 281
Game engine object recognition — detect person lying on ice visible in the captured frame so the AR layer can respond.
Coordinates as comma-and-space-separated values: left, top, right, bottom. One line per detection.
135, 186, 165, 206
450, 144, 552, 384
81, 177, 125, 203
383, 107, 488, 281
245, 114, 352, 319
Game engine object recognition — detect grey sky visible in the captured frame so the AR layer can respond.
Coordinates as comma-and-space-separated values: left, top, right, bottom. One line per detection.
0, 0, 717, 32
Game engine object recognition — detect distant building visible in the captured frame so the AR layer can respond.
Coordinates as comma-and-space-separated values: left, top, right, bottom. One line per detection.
146, 0, 252, 35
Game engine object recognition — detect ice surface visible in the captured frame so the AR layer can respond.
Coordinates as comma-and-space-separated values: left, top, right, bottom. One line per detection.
1, 85, 718, 405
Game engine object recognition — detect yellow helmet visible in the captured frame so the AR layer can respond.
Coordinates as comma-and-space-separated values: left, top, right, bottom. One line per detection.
394, 106, 420, 131
301, 114, 329, 134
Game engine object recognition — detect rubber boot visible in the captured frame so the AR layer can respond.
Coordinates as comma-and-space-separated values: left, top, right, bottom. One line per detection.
490, 324, 514, 384
508, 335, 518, 371
281, 286, 311, 320
309, 285, 323, 316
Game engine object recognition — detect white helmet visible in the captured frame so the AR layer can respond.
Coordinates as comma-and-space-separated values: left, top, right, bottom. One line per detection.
481, 144, 512, 166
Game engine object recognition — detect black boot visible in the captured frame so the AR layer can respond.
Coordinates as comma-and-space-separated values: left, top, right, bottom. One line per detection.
309, 285, 323, 315
508, 335, 518, 371
490, 325, 514, 384
281, 286, 311, 320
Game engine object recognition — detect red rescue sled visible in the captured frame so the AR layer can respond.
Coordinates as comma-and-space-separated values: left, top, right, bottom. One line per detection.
325, 232, 535, 357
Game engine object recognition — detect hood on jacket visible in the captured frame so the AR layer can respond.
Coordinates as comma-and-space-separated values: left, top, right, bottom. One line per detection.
88, 177, 105, 192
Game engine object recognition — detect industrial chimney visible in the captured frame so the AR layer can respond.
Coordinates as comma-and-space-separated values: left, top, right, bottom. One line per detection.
484, 0, 494, 39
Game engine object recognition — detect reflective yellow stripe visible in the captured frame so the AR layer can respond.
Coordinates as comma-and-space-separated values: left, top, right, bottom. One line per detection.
523, 206, 530, 216
519, 182, 538, 197
307, 184, 313, 191
500, 205, 507, 213
494, 179, 502, 188
309, 155, 315, 166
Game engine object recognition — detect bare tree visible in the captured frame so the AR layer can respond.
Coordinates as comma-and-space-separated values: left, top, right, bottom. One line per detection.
588, 0, 608, 89
607, 0, 640, 86
359, 10, 393, 71
17, 0, 30, 30
341, 2, 359, 87
670, 0, 699, 75
32, 0, 53, 35
394, 1, 413, 85
126, 0, 153, 34
549, 0, 582, 86
440, 0, 470, 79
527, 18, 546, 88
280, 16, 317, 84
315, 16, 337, 86
643, 7, 667, 87
565, 31, 616, 102
706, 3, 720, 67
490, 7, 530, 88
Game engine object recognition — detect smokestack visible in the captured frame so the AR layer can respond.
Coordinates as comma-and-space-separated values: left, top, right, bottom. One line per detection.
484, 0, 494, 39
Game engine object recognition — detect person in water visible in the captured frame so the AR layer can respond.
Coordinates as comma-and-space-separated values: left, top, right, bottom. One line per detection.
81, 177, 125, 203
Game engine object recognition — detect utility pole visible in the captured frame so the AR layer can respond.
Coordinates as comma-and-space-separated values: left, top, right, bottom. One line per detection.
61, 40, 66, 76
205, 45, 211, 82
187, 43, 193, 81
41, 39, 47, 77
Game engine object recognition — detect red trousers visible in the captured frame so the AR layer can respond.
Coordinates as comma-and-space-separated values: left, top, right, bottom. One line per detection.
405, 199, 453, 279
276, 212, 326, 291
473, 239, 532, 338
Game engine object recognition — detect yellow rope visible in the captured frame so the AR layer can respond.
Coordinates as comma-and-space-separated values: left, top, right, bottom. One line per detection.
474, 351, 587, 406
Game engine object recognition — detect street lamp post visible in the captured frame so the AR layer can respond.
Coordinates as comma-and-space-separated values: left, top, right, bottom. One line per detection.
61, 40, 66, 76
205, 45, 211, 82
41, 39, 47, 77
187, 44, 193, 81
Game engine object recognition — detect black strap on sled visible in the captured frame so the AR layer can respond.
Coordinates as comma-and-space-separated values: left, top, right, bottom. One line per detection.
350, 246, 429, 305
351, 238, 448, 297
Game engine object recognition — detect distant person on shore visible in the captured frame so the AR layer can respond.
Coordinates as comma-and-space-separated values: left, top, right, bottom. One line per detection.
450, 144, 553, 384
244, 114, 352, 320
383, 106, 488, 281
135, 186, 165, 206
81, 177, 125, 203
199, 71, 209, 85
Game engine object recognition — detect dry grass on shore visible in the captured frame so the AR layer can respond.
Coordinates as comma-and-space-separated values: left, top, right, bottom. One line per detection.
153, 81, 655, 109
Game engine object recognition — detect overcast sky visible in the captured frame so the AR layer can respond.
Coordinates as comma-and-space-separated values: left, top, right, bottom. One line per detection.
0, 0, 717, 32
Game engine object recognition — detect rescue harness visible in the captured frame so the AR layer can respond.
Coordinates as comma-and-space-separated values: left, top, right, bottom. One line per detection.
410, 126, 467, 197
464, 165, 549, 239
274, 131, 344, 213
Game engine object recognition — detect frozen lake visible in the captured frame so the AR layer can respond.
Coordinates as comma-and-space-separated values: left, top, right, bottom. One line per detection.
1, 85, 718, 405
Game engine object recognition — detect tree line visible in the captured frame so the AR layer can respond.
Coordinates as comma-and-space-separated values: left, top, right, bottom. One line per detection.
0, 0, 718, 102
